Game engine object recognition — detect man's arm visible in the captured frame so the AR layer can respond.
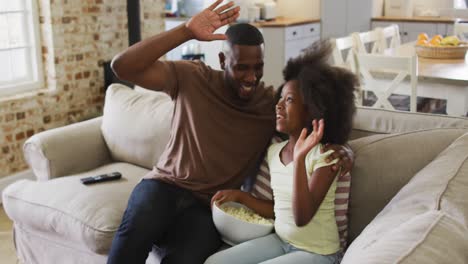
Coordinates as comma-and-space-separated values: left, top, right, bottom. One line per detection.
111, 0, 239, 91
322, 143, 354, 176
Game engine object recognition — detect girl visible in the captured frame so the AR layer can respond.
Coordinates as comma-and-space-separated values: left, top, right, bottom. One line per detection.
206, 40, 358, 264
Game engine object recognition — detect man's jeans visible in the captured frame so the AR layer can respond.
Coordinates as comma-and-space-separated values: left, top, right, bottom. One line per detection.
107, 179, 222, 264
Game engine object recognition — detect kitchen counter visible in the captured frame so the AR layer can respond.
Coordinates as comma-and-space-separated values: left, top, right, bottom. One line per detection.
166, 16, 320, 28
252, 17, 320, 28
372, 16, 468, 24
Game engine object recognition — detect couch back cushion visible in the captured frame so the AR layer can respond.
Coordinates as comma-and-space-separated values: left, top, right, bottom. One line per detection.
350, 107, 468, 140
343, 131, 468, 263
347, 128, 467, 244
102, 84, 174, 169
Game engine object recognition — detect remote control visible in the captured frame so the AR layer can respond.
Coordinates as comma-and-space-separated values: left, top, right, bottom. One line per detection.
80, 172, 122, 185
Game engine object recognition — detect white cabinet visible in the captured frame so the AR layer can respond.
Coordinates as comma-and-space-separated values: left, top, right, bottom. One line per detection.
261, 23, 321, 88
446, 24, 455, 36
371, 21, 451, 43
321, 0, 373, 39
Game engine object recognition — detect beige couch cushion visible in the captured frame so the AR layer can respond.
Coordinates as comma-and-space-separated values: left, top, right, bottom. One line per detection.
2, 162, 149, 254
102, 84, 173, 169
343, 131, 468, 263
350, 107, 468, 140
342, 211, 468, 264
347, 128, 468, 243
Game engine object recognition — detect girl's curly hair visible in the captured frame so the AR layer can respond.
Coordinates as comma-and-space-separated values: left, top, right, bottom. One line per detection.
278, 40, 359, 145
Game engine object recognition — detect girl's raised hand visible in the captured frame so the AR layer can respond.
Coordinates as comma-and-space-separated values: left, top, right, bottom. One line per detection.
294, 119, 324, 160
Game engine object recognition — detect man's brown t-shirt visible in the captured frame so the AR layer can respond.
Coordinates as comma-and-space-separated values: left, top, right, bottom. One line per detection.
144, 60, 276, 202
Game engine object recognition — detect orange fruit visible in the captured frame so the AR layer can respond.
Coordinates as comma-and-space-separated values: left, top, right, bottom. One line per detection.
417, 33, 428, 41
429, 36, 442, 46
416, 39, 428, 46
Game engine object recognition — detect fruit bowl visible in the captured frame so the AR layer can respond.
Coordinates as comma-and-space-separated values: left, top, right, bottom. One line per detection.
415, 34, 468, 59
415, 44, 468, 59
212, 201, 274, 245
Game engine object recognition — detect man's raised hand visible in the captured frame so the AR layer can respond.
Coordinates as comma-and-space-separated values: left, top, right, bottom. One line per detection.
186, 0, 240, 41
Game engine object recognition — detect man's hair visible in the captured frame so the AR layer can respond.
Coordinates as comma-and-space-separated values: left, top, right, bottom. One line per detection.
225, 23, 264, 46
279, 40, 358, 145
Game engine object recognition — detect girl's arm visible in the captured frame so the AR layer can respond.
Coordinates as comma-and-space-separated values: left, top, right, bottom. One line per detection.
292, 159, 336, 227
211, 189, 274, 219
292, 119, 336, 226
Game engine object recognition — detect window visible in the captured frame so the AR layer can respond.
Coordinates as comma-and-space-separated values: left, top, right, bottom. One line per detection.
0, 0, 43, 96
455, 0, 467, 8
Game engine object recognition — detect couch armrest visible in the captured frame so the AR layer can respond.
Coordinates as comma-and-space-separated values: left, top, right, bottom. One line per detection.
24, 117, 112, 181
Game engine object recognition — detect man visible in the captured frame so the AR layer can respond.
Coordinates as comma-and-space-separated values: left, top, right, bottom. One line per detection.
107, 1, 353, 263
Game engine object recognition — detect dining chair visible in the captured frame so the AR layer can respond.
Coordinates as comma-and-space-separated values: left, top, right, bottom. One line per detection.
330, 36, 358, 72
330, 36, 362, 105
352, 29, 387, 107
352, 29, 384, 54
356, 53, 418, 112
379, 24, 401, 50
453, 21, 468, 41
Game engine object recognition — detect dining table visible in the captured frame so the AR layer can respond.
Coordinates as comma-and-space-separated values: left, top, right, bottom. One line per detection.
384, 41, 468, 116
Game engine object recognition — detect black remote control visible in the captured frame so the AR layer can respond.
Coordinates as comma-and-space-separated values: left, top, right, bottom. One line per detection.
80, 172, 122, 185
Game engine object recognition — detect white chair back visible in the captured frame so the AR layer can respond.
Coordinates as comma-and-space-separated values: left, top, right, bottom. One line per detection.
356, 53, 418, 112
331, 36, 357, 72
453, 21, 468, 41
330, 36, 362, 105
379, 24, 401, 50
352, 30, 383, 54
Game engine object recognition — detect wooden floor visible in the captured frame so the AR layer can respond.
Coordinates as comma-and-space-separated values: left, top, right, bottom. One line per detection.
0, 205, 20, 264
0, 205, 13, 231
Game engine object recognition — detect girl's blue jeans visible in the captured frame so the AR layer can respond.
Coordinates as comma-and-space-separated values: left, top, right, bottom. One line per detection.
205, 233, 340, 264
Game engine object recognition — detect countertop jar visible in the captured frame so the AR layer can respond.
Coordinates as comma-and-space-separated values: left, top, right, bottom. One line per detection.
179, 0, 205, 17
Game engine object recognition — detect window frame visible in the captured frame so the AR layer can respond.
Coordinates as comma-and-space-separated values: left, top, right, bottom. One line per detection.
0, 0, 44, 97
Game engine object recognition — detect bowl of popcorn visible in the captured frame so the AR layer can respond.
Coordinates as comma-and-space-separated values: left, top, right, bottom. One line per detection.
212, 201, 274, 245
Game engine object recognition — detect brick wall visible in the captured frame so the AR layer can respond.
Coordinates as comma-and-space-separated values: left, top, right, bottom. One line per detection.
0, 0, 164, 178
141, 0, 165, 39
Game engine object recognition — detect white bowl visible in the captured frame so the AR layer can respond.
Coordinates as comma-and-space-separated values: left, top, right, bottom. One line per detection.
212, 201, 274, 245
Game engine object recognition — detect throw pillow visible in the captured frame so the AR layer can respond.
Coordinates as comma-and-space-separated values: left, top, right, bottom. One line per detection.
101, 84, 174, 169
342, 211, 468, 264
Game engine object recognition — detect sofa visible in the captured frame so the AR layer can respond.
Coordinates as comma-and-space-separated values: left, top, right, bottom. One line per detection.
3, 84, 468, 264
